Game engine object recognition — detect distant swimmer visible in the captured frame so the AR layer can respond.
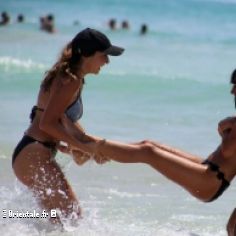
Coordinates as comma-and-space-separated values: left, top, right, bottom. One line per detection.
121, 20, 130, 30
140, 24, 148, 35
108, 18, 117, 30
0, 11, 10, 26
17, 14, 24, 23
40, 14, 56, 33
45, 14, 56, 33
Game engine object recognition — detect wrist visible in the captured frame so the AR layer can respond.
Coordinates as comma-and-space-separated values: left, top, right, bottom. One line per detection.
95, 138, 106, 154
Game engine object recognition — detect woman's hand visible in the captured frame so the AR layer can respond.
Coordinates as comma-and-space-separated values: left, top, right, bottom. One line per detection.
71, 149, 91, 165
57, 143, 90, 165
93, 153, 110, 164
72, 149, 110, 165
58, 143, 110, 165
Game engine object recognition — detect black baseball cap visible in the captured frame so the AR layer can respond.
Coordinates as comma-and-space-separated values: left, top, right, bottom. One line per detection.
71, 28, 124, 57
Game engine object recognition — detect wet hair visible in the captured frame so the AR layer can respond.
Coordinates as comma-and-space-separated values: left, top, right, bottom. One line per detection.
1, 11, 10, 23
230, 69, 236, 84
41, 42, 84, 92
17, 14, 24, 22
2, 12, 7, 18
47, 14, 54, 22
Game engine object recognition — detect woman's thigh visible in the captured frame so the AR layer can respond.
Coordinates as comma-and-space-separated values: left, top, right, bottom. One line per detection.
12, 143, 80, 223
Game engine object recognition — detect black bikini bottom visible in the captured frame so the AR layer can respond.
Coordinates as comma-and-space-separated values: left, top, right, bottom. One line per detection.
12, 135, 57, 165
202, 160, 230, 202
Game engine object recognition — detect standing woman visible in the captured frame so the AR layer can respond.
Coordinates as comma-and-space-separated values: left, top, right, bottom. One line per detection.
12, 28, 124, 225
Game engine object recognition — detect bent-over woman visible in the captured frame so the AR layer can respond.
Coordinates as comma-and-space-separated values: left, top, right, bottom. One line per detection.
76, 70, 236, 203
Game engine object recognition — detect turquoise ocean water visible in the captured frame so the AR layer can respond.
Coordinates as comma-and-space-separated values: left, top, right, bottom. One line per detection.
1, 0, 236, 235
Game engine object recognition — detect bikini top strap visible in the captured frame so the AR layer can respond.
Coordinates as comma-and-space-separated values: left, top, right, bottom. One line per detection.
30, 106, 45, 123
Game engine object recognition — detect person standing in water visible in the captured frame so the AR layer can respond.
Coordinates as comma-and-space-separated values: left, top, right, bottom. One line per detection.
12, 28, 124, 226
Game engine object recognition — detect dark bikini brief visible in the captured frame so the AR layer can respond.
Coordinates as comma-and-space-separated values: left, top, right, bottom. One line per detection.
202, 159, 230, 202
12, 135, 57, 165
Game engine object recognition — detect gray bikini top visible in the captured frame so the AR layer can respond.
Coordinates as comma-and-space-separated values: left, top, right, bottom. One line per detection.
30, 95, 83, 123
65, 95, 83, 122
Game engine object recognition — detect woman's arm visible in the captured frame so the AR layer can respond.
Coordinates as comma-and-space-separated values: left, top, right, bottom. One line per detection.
61, 115, 86, 140
60, 115, 110, 162
59, 117, 93, 165
131, 140, 202, 163
39, 77, 92, 153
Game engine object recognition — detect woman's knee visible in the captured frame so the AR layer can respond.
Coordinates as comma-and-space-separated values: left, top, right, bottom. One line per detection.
139, 142, 156, 163
138, 139, 155, 146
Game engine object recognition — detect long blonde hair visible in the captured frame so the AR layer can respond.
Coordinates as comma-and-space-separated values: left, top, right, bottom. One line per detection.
41, 42, 84, 92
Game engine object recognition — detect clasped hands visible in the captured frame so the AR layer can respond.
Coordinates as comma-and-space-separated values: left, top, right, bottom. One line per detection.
57, 143, 110, 165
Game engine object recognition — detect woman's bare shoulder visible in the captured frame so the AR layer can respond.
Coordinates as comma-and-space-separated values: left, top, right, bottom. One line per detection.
51, 72, 81, 92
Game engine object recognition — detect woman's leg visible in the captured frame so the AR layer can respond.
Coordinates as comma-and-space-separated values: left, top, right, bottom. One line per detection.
131, 140, 202, 163
227, 208, 236, 236
12, 143, 81, 226
94, 139, 220, 201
